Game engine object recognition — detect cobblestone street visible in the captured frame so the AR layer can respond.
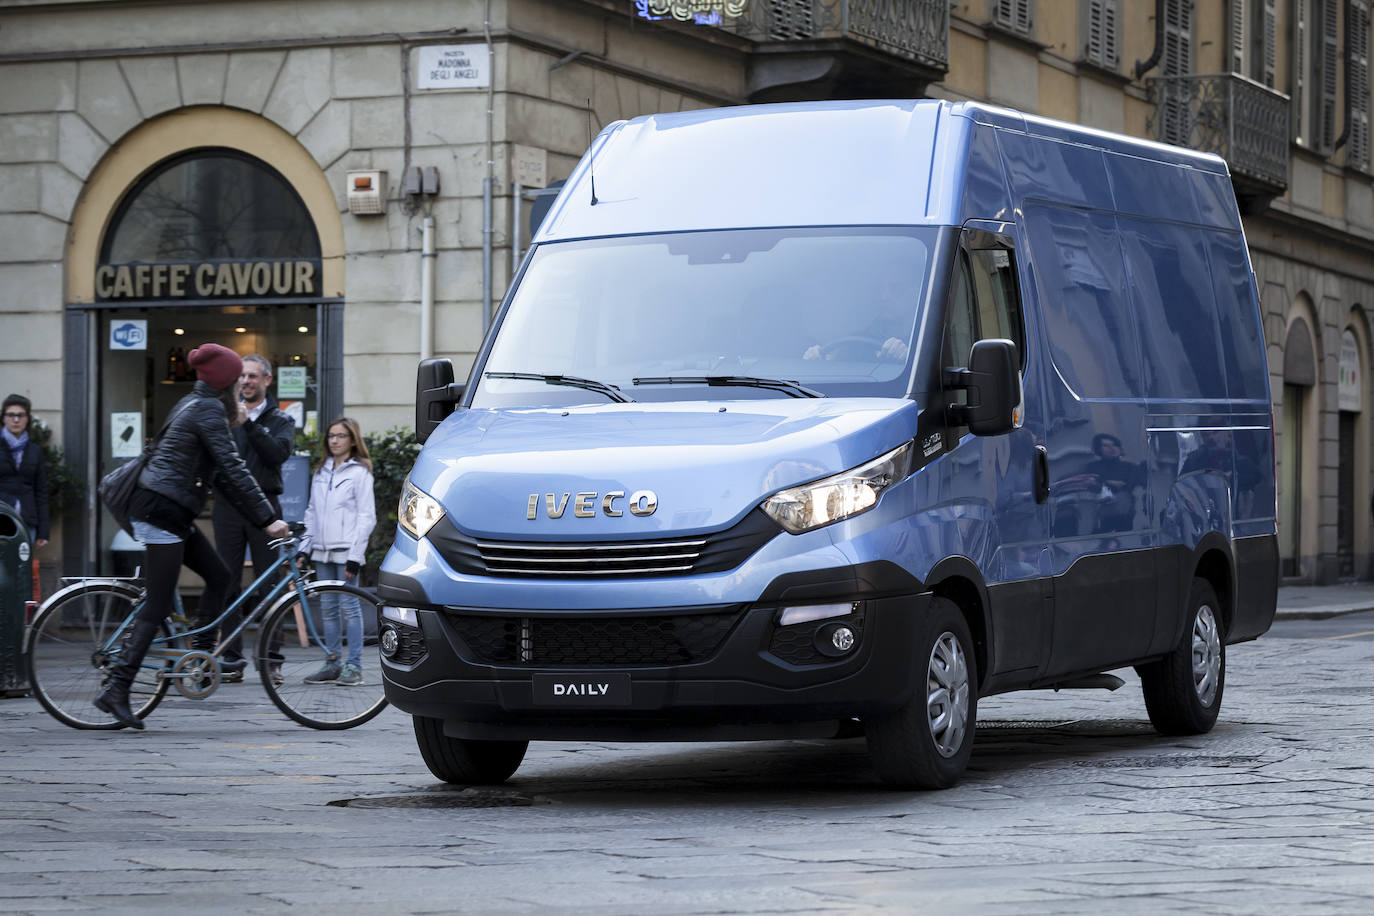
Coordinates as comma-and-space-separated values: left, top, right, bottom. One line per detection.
3, 611, 1374, 913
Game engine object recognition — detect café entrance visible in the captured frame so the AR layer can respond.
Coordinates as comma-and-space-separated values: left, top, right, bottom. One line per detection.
84, 148, 343, 576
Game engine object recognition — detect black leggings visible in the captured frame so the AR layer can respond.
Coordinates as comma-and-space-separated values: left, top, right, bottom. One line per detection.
135, 525, 234, 629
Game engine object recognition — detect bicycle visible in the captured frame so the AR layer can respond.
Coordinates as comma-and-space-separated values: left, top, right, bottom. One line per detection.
24, 525, 389, 730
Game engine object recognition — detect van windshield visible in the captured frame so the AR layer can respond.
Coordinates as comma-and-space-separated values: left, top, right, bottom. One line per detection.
473, 227, 935, 406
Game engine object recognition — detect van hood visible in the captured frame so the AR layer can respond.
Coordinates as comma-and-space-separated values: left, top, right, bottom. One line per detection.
409, 398, 921, 539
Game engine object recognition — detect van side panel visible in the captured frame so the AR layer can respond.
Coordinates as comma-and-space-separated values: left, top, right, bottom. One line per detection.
960, 124, 1014, 220
1017, 201, 1155, 677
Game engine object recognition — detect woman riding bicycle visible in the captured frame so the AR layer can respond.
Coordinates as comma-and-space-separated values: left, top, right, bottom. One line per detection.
95, 343, 289, 729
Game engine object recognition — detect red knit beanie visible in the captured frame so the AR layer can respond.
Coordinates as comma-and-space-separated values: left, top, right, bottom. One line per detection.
188, 343, 243, 390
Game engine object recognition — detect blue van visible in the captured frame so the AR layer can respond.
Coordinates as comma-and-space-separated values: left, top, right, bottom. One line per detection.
378, 100, 1277, 789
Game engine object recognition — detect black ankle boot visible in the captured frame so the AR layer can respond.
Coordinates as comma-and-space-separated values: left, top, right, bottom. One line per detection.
94, 617, 159, 730
94, 682, 143, 730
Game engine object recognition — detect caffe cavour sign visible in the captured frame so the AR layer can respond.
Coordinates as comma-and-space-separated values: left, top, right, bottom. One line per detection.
95, 259, 322, 302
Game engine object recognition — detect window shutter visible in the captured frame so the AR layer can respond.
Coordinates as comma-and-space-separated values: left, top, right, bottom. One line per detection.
1084, 0, 1120, 70
1162, 0, 1193, 76
1318, 0, 1339, 149
993, 0, 1035, 35
1295, 0, 1307, 143
1261, 0, 1277, 87
1351, 0, 1372, 169
1231, 0, 1247, 74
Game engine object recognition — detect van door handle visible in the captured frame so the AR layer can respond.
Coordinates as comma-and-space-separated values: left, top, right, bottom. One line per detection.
1034, 445, 1050, 504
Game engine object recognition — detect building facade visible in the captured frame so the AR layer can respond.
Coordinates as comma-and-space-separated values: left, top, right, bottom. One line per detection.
0, 0, 1371, 584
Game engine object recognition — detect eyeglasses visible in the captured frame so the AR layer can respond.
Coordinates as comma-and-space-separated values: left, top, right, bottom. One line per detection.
3, 412, 26, 420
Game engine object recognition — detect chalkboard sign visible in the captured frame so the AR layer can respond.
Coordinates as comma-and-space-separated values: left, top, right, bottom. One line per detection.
279, 455, 311, 523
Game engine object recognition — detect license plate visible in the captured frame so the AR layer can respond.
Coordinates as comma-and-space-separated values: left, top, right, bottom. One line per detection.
532, 672, 632, 706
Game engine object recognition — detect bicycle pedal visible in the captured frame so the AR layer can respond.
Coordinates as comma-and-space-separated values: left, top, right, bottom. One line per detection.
221, 670, 245, 683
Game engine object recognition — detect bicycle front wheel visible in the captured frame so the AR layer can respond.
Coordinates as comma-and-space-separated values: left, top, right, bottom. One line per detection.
257, 581, 389, 729
26, 584, 175, 729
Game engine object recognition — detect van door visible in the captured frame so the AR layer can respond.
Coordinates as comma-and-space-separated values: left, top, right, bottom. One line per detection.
1019, 204, 1157, 678
942, 222, 1052, 681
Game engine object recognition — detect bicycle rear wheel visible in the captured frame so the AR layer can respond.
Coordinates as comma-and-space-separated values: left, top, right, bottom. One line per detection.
256, 581, 389, 729
26, 584, 175, 729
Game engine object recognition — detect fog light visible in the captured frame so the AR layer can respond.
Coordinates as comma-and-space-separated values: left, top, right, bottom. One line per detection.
830, 626, 855, 652
379, 626, 400, 657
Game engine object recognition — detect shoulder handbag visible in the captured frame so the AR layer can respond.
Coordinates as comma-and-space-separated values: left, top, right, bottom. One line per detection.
98, 401, 192, 536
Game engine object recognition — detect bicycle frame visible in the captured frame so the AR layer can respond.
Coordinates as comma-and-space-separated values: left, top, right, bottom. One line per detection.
98, 535, 315, 670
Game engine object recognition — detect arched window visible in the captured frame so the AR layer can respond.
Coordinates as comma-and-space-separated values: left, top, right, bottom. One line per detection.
102, 149, 320, 264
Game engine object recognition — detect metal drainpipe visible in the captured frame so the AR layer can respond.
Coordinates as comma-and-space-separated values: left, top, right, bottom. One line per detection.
420, 216, 435, 359
482, 0, 495, 336
1134, 0, 1167, 81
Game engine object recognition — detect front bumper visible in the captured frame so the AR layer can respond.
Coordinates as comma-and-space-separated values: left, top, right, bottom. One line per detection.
379, 591, 932, 742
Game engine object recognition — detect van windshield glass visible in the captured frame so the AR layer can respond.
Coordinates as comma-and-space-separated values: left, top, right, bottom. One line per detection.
474, 227, 935, 406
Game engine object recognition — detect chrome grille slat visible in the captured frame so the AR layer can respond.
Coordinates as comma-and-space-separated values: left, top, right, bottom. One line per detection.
485, 553, 702, 566
474, 539, 707, 553
483, 564, 696, 576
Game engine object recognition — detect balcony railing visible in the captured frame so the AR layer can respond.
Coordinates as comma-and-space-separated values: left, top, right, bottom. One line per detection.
727, 0, 949, 72
1150, 73, 1290, 194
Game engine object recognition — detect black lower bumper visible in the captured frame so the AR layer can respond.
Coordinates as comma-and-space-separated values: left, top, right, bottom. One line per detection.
381, 593, 930, 741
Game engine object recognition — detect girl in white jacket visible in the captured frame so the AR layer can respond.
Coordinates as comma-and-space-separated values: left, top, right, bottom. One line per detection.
301, 417, 377, 686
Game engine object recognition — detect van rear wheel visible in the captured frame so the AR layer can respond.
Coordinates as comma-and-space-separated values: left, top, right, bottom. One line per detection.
1138, 578, 1225, 735
865, 598, 977, 789
412, 715, 528, 785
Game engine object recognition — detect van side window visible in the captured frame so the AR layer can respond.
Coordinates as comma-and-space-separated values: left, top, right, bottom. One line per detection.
942, 251, 977, 372
968, 246, 1025, 368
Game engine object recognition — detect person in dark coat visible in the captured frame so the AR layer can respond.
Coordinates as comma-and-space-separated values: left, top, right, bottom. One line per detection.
0, 393, 50, 548
94, 344, 289, 730
211, 354, 295, 677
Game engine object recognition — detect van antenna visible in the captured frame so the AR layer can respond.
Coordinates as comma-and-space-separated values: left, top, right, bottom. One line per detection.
586, 100, 598, 206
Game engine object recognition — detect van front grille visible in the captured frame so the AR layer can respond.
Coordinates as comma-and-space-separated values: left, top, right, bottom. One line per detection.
426, 509, 780, 579
445, 607, 744, 667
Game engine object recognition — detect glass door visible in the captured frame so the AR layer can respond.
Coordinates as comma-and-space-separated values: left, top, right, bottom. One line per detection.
97, 305, 318, 576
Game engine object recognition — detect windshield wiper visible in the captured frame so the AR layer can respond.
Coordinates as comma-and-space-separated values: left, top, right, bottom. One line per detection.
631, 375, 826, 399
485, 372, 635, 403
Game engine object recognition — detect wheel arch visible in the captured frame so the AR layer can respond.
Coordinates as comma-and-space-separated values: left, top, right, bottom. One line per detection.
924, 556, 992, 691
1192, 534, 1234, 638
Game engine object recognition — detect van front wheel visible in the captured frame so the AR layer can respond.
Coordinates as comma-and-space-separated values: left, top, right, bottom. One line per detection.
865, 598, 977, 789
412, 715, 528, 785
1138, 578, 1225, 735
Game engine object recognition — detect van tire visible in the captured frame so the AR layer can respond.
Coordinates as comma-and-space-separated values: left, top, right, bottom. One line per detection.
412, 715, 528, 785
865, 598, 978, 789
1138, 578, 1225, 735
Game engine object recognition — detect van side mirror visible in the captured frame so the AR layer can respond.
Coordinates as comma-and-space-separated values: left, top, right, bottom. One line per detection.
416, 358, 465, 444
944, 339, 1018, 437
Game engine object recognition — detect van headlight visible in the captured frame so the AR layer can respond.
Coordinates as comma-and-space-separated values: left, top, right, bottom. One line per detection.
398, 479, 445, 539
762, 442, 913, 534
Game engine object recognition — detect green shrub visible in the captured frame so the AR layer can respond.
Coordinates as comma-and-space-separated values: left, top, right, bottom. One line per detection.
363, 426, 421, 577
29, 418, 86, 516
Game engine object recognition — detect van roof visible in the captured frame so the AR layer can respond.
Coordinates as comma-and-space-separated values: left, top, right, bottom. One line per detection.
532, 99, 1233, 243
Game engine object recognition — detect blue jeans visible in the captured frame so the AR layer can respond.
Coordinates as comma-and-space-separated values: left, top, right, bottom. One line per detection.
315, 560, 363, 669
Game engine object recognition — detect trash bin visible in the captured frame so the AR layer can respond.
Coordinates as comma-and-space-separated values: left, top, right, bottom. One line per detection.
0, 500, 32, 696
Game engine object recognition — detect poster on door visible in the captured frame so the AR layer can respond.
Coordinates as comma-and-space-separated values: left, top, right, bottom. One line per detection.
1339, 329, 1361, 413
110, 412, 143, 457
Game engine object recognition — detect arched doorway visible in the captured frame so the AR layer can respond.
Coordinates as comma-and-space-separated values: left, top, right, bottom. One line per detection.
64, 107, 345, 576
1281, 311, 1318, 579
1339, 312, 1372, 578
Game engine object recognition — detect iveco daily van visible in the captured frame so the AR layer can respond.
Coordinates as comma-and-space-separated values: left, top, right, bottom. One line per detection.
378, 100, 1278, 789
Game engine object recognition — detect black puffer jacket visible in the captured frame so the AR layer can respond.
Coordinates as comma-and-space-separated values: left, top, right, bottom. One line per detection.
133, 382, 275, 532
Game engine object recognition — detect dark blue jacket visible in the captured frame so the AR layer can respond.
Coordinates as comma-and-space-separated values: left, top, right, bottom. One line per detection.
0, 439, 49, 541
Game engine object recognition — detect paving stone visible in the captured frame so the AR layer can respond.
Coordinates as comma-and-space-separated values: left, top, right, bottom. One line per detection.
5, 623, 1374, 910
